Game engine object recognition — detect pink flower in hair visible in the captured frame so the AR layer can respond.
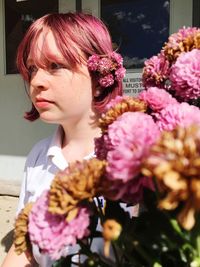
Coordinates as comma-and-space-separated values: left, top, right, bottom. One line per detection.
87, 51, 126, 88
111, 51, 123, 65
99, 73, 115, 87
28, 191, 90, 260
170, 49, 200, 100
87, 54, 100, 71
97, 57, 113, 75
115, 67, 126, 82
155, 102, 200, 131
139, 87, 177, 112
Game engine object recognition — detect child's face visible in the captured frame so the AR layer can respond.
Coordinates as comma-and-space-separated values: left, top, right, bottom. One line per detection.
27, 30, 94, 125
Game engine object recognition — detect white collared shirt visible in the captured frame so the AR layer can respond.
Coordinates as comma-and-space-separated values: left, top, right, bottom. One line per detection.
17, 126, 95, 266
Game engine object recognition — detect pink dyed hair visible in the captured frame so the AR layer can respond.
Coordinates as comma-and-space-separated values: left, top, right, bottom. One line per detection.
16, 12, 123, 121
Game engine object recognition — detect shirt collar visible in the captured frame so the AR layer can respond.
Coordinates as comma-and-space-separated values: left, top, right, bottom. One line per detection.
47, 126, 68, 170
47, 126, 95, 170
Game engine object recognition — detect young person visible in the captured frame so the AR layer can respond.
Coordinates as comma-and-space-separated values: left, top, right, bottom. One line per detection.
1, 12, 123, 267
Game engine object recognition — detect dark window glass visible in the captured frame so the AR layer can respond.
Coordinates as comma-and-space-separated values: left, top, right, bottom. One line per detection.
5, 0, 58, 74
101, 0, 170, 69
193, 0, 200, 27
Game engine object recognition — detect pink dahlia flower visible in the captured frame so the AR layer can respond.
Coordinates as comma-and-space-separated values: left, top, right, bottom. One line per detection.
142, 53, 170, 88
99, 73, 115, 87
28, 191, 90, 260
105, 112, 160, 182
139, 87, 177, 112
155, 102, 200, 131
170, 49, 200, 100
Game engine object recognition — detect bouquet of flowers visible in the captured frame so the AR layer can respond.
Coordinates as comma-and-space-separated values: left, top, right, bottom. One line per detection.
14, 27, 200, 267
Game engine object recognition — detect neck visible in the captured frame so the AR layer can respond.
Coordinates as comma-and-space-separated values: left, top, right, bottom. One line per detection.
60, 116, 101, 162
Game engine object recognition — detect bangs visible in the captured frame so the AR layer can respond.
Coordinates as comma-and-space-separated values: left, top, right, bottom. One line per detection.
18, 27, 84, 82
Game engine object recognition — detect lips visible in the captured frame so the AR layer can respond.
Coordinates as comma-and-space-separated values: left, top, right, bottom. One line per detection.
35, 97, 54, 108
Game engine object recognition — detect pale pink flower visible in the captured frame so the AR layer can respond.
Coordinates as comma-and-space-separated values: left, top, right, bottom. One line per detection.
105, 112, 160, 182
155, 102, 200, 131
170, 49, 200, 100
142, 53, 170, 88
28, 191, 90, 260
139, 87, 177, 112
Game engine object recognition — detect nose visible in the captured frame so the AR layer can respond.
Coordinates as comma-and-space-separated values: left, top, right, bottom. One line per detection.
30, 68, 49, 91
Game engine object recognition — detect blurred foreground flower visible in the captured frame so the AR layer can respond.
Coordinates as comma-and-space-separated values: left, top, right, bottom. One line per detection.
49, 158, 106, 221
28, 191, 90, 260
14, 202, 33, 259
142, 125, 200, 230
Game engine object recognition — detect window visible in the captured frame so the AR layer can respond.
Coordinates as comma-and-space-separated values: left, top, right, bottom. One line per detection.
101, 0, 170, 69
4, 0, 58, 74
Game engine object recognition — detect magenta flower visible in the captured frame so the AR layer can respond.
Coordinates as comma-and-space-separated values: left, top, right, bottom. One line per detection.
111, 51, 123, 65
97, 57, 113, 75
170, 49, 200, 100
155, 102, 200, 131
115, 67, 126, 82
142, 53, 170, 88
28, 191, 90, 260
139, 87, 177, 112
104, 112, 160, 182
99, 74, 115, 87
87, 54, 100, 71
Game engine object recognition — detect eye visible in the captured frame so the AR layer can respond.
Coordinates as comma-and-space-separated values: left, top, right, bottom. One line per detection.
50, 62, 64, 70
28, 65, 38, 76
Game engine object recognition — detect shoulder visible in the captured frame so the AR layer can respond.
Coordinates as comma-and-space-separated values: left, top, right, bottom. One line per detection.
25, 135, 53, 168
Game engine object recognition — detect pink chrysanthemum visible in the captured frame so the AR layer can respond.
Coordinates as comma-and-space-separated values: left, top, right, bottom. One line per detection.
142, 53, 170, 88
104, 175, 154, 205
170, 49, 200, 100
104, 95, 129, 111
97, 57, 113, 75
111, 51, 123, 65
139, 87, 177, 112
165, 27, 199, 49
87, 54, 100, 71
99, 74, 115, 87
155, 102, 200, 131
104, 112, 160, 182
28, 191, 90, 260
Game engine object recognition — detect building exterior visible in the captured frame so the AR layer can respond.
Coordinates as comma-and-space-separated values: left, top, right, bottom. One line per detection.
0, 0, 198, 195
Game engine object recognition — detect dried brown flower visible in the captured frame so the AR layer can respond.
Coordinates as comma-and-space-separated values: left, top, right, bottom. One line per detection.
163, 32, 200, 63
49, 158, 106, 221
14, 202, 33, 260
142, 125, 200, 230
99, 97, 147, 132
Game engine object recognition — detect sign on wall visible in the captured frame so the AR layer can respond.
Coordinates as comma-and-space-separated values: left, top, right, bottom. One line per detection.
123, 72, 144, 97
